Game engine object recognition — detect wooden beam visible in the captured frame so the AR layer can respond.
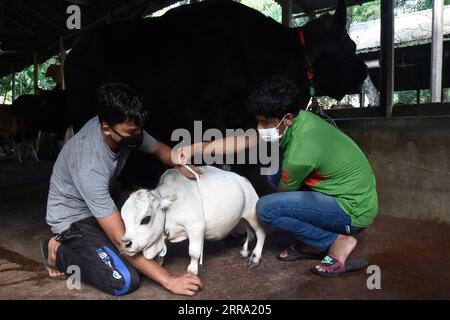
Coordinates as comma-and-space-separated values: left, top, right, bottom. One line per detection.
48, 0, 93, 4
3, 10, 35, 34
1, 6, 4, 32
40, 0, 151, 52
5, 6, 49, 35
0, 30, 34, 37
16, 0, 66, 34
36, 2, 68, 26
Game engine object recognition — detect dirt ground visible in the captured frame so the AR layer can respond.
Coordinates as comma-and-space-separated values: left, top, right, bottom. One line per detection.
1, 158, 449, 300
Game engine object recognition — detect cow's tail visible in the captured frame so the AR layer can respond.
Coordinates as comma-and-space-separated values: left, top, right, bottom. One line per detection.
239, 175, 259, 215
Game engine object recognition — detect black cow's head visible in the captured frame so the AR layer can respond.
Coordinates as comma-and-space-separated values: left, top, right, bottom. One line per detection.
300, 0, 367, 100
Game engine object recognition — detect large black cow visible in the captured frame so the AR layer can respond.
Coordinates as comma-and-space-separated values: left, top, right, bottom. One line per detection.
65, 0, 367, 190
8, 87, 69, 162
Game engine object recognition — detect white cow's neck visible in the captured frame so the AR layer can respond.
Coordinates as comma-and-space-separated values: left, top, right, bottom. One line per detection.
153, 186, 170, 239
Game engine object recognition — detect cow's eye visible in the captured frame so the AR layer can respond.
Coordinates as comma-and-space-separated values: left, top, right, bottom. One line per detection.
140, 216, 151, 225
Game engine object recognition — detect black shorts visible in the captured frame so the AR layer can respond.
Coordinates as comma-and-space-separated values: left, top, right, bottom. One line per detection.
55, 216, 140, 296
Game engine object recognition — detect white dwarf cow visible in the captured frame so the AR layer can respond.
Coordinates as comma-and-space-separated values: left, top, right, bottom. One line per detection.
120, 165, 266, 275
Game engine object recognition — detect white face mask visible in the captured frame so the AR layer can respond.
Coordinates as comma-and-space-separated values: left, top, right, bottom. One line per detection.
258, 115, 288, 142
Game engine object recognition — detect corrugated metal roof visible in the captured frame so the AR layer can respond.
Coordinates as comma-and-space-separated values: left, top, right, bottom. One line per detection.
275, 0, 374, 15
350, 6, 450, 54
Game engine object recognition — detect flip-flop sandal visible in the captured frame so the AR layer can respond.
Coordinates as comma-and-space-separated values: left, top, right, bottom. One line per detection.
277, 244, 327, 261
40, 239, 67, 280
310, 255, 368, 277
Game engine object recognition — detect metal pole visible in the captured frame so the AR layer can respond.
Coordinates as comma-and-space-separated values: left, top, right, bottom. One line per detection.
33, 52, 39, 93
282, 0, 293, 27
380, 0, 394, 117
431, 0, 444, 103
59, 36, 66, 90
360, 90, 365, 108
11, 70, 16, 101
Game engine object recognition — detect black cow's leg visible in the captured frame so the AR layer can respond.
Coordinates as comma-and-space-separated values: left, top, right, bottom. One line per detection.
28, 139, 39, 164
14, 140, 23, 164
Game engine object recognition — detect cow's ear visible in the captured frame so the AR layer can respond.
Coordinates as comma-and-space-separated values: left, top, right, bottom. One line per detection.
334, 0, 347, 33
137, 189, 153, 202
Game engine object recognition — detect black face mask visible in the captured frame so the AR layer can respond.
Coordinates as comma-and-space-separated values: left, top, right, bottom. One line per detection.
111, 128, 144, 150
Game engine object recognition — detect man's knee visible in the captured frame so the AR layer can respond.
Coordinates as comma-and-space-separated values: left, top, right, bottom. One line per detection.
256, 195, 277, 225
109, 264, 140, 296
97, 264, 140, 296
101, 246, 140, 296
123, 266, 140, 295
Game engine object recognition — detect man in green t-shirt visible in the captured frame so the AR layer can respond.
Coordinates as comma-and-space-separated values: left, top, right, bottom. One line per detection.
176, 77, 378, 277
254, 77, 378, 277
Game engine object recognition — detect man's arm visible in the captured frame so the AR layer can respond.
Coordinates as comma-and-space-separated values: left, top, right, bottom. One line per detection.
277, 163, 315, 192
152, 140, 177, 167
138, 130, 201, 178
149, 140, 202, 178
96, 212, 202, 296
176, 135, 258, 165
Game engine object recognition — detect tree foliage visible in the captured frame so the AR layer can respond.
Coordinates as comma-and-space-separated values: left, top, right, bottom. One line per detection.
236, 0, 281, 22
0, 56, 59, 104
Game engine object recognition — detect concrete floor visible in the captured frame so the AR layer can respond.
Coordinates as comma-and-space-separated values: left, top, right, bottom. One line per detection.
1, 158, 449, 300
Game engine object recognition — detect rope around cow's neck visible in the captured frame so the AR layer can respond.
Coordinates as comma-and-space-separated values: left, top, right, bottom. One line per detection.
182, 165, 205, 270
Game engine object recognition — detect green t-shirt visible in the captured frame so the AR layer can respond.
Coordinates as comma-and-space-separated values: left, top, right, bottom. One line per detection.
279, 110, 378, 227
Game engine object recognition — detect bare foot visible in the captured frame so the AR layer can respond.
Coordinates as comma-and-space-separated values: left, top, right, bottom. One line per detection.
47, 237, 65, 277
315, 235, 357, 272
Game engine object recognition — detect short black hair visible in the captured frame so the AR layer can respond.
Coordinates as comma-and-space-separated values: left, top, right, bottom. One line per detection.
96, 82, 149, 127
248, 76, 301, 119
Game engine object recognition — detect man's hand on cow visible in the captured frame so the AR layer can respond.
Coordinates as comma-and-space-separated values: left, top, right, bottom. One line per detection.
175, 164, 203, 180
165, 272, 203, 296
174, 146, 192, 166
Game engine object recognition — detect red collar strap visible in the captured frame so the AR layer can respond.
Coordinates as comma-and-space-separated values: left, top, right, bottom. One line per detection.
297, 29, 316, 97
298, 30, 307, 46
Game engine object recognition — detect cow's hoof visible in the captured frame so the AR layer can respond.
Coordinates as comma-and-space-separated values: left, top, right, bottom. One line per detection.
187, 269, 198, 276
187, 264, 199, 276
238, 250, 249, 259
248, 260, 259, 269
197, 264, 204, 275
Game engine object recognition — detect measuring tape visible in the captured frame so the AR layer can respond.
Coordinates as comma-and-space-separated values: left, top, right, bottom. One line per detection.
182, 165, 205, 271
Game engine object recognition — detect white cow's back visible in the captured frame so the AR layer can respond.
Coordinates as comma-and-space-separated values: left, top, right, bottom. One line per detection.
159, 166, 259, 241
